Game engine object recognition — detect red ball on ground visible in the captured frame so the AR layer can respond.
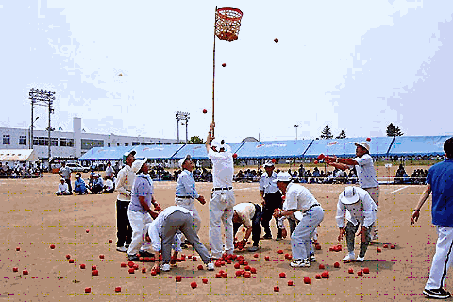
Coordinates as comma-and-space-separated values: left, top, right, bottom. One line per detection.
141, 267, 146, 273
80, 264, 86, 269
222, 63, 226, 67
243, 261, 248, 266
69, 259, 75, 263
377, 247, 382, 253
203, 109, 208, 114
16, 247, 20, 251
121, 262, 127, 267
357, 270, 363, 276
109, 239, 113, 243
202, 278, 208, 284
254, 253, 259, 258
363, 267, 370, 274
65, 254, 71, 259
92, 265, 96, 271
334, 262, 340, 268
150, 270, 157, 276
23, 270, 28, 275
128, 268, 135, 274
243, 272, 251, 278
216, 261, 222, 267
99, 254, 104, 259
383, 244, 389, 248
250, 267, 257, 274
304, 277, 311, 284
133, 264, 139, 270
288, 280, 294, 286
85, 287, 91, 293
235, 270, 243, 277
128, 261, 134, 268
321, 271, 329, 278
176, 276, 182, 282
315, 244, 321, 250
244, 265, 251, 271
279, 272, 286, 278
264, 256, 270, 261
274, 286, 279, 292
50, 244, 56, 249
86, 229, 89, 233
390, 244, 396, 249
319, 264, 325, 269
191, 282, 197, 289
192, 256, 197, 261
115, 286, 121, 293
215, 273, 222, 278
348, 268, 354, 274
197, 264, 203, 270
315, 274, 321, 279
92, 270, 98, 276
234, 263, 240, 269
277, 250, 283, 254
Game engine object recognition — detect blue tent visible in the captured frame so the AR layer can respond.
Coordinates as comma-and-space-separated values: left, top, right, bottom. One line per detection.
79, 146, 133, 161
235, 140, 312, 159
174, 143, 243, 160
388, 136, 449, 156
130, 144, 184, 160
304, 137, 394, 158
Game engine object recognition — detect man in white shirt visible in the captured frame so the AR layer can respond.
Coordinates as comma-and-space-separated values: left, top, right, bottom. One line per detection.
59, 162, 72, 194
260, 160, 283, 240
146, 206, 215, 272
105, 161, 114, 178
206, 122, 235, 259
56, 178, 71, 195
326, 142, 379, 240
336, 186, 377, 262
114, 151, 136, 252
233, 202, 262, 252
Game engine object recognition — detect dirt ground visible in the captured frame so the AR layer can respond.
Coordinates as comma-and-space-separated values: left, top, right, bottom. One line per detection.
0, 172, 449, 302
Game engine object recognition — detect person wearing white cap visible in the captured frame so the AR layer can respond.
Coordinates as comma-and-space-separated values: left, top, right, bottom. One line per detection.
126, 158, 160, 261
206, 122, 235, 259
90, 173, 104, 194
56, 177, 71, 195
326, 141, 379, 240
175, 154, 206, 247
260, 160, 283, 240
273, 172, 324, 268
336, 186, 377, 262
114, 150, 136, 252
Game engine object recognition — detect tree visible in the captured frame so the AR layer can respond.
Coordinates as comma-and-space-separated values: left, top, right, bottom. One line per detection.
320, 125, 333, 139
336, 130, 346, 139
188, 136, 204, 144
386, 123, 404, 137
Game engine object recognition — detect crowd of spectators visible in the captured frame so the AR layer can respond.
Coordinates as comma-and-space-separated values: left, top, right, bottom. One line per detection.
394, 164, 428, 184
0, 162, 43, 178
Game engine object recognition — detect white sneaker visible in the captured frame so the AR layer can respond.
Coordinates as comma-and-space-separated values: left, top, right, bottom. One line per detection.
356, 256, 365, 262
160, 263, 170, 272
290, 258, 310, 268
309, 254, 316, 262
343, 253, 355, 262
206, 262, 215, 271
116, 246, 127, 252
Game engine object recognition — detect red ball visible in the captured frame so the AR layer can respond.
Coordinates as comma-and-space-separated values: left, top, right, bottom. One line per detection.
244, 265, 251, 271
50, 244, 56, 249
243, 272, 251, 278
272, 158, 277, 163
288, 280, 294, 286
115, 286, 121, 292
334, 261, 340, 268
234, 262, 240, 269
16, 246, 20, 251
314, 160, 318, 164
279, 272, 286, 278
264, 256, 270, 261
203, 109, 208, 114
277, 250, 283, 254
222, 63, 226, 67
202, 278, 208, 284
232, 153, 238, 159
348, 268, 354, 274
274, 286, 279, 292
197, 264, 203, 270
319, 264, 325, 270
80, 264, 86, 269
390, 244, 396, 249
274, 38, 279, 43
357, 270, 363, 276
363, 267, 370, 274
68, 259, 75, 263
108, 239, 113, 243
141, 267, 147, 273
176, 276, 182, 282
304, 277, 311, 284
128, 268, 135, 274
321, 271, 329, 278
253, 253, 259, 258
366, 137, 371, 142
250, 267, 257, 274
86, 229, 89, 233
383, 244, 389, 248
377, 248, 382, 253
315, 274, 321, 279
23, 270, 28, 275
65, 254, 71, 260
92, 270, 98, 276
99, 254, 105, 259
12, 267, 18, 272
120, 262, 127, 267
235, 270, 243, 277
92, 265, 96, 271
150, 270, 157, 276
315, 244, 322, 250
85, 287, 91, 293
191, 281, 197, 289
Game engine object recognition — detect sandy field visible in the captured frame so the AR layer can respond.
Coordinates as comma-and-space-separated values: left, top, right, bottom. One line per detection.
0, 172, 448, 302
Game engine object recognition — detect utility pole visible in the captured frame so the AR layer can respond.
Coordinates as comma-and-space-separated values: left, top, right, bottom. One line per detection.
176, 111, 190, 144
294, 124, 299, 141
29, 88, 56, 158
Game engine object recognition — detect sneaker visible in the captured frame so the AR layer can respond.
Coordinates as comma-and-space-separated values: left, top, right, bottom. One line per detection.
262, 234, 272, 240
116, 246, 127, 253
206, 262, 215, 271
247, 245, 260, 252
356, 256, 365, 262
127, 254, 140, 261
343, 253, 356, 262
160, 263, 171, 272
290, 258, 310, 268
139, 250, 155, 258
309, 253, 316, 262
423, 288, 451, 299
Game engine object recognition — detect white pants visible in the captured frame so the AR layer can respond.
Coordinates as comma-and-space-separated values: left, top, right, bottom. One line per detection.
364, 186, 379, 238
175, 197, 201, 234
209, 190, 235, 259
126, 210, 153, 256
291, 206, 324, 260
426, 226, 453, 290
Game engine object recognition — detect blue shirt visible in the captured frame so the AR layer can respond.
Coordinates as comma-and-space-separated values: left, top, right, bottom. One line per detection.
75, 178, 87, 191
427, 159, 453, 227
175, 170, 199, 198
130, 174, 153, 213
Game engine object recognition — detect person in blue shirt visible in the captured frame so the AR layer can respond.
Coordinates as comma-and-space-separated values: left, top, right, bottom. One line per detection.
90, 174, 104, 194
74, 173, 88, 194
411, 137, 453, 299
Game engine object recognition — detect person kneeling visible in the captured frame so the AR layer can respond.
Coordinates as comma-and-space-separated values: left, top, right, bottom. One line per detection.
90, 174, 103, 194
233, 202, 262, 252
103, 176, 115, 193
56, 178, 71, 195
146, 205, 215, 272
74, 173, 89, 194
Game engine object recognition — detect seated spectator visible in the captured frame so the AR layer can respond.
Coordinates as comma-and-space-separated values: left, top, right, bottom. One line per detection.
90, 174, 104, 194
56, 178, 71, 195
103, 176, 115, 193
74, 173, 89, 194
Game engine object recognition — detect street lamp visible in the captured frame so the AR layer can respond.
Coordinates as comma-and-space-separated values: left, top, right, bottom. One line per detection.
175, 111, 190, 143
294, 125, 299, 141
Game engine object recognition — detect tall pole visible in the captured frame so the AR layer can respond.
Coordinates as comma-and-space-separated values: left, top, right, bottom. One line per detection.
30, 98, 34, 148
212, 6, 217, 137
294, 125, 299, 141
185, 120, 189, 143
48, 101, 51, 159
176, 116, 180, 143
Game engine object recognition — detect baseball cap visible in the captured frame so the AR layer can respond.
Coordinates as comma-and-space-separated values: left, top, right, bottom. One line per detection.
355, 142, 370, 152
178, 154, 192, 169
340, 186, 360, 205
263, 160, 274, 167
126, 150, 136, 158
273, 172, 292, 183
131, 158, 148, 173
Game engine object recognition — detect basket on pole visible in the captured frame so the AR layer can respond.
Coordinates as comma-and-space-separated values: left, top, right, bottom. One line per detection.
211, 7, 243, 137
215, 7, 244, 42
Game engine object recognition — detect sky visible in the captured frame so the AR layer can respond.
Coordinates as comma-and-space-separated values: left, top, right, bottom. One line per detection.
0, 0, 452, 143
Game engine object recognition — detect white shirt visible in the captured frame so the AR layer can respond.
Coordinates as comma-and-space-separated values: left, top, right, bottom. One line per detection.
351, 154, 378, 189
335, 187, 377, 228
147, 206, 189, 252
259, 172, 279, 194
105, 179, 114, 190
208, 148, 234, 188
284, 183, 318, 212
115, 165, 136, 202
233, 203, 256, 228
105, 166, 114, 178
58, 182, 69, 194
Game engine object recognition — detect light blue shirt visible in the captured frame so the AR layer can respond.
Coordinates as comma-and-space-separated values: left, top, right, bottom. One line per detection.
259, 172, 279, 194
175, 170, 199, 198
148, 206, 189, 252
130, 174, 153, 213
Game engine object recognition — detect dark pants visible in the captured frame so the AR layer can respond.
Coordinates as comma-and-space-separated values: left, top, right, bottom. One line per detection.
345, 221, 373, 258
233, 204, 262, 246
91, 184, 103, 194
116, 200, 132, 247
261, 192, 283, 238
65, 179, 72, 194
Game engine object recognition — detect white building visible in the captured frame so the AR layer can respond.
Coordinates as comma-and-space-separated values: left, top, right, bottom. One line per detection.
0, 117, 177, 159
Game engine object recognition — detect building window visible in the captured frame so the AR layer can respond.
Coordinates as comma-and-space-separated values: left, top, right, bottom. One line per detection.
33, 136, 49, 146
19, 136, 27, 145
125, 143, 128, 146
132, 142, 140, 146
3, 135, 10, 145
81, 139, 104, 150
60, 138, 74, 147
51, 138, 58, 146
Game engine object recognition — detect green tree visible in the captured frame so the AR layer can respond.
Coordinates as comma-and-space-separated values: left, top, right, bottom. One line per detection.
336, 130, 346, 139
386, 123, 404, 137
320, 125, 333, 139
188, 136, 204, 144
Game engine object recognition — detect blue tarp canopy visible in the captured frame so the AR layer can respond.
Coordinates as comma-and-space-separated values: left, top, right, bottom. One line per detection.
79, 146, 133, 160
174, 143, 243, 160
130, 144, 184, 160
235, 140, 311, 159
305, 137, 394, 157
388, 136, 448, 156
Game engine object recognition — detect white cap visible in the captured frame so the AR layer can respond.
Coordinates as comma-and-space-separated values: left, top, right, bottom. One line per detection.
132, 158, 148, 173
273, 172, 292, 183
263, 160, 274, 167
355, 142, 370, 152
340, 186, 360, 205
211, 140, 231, 152
178, 154, 192, 169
